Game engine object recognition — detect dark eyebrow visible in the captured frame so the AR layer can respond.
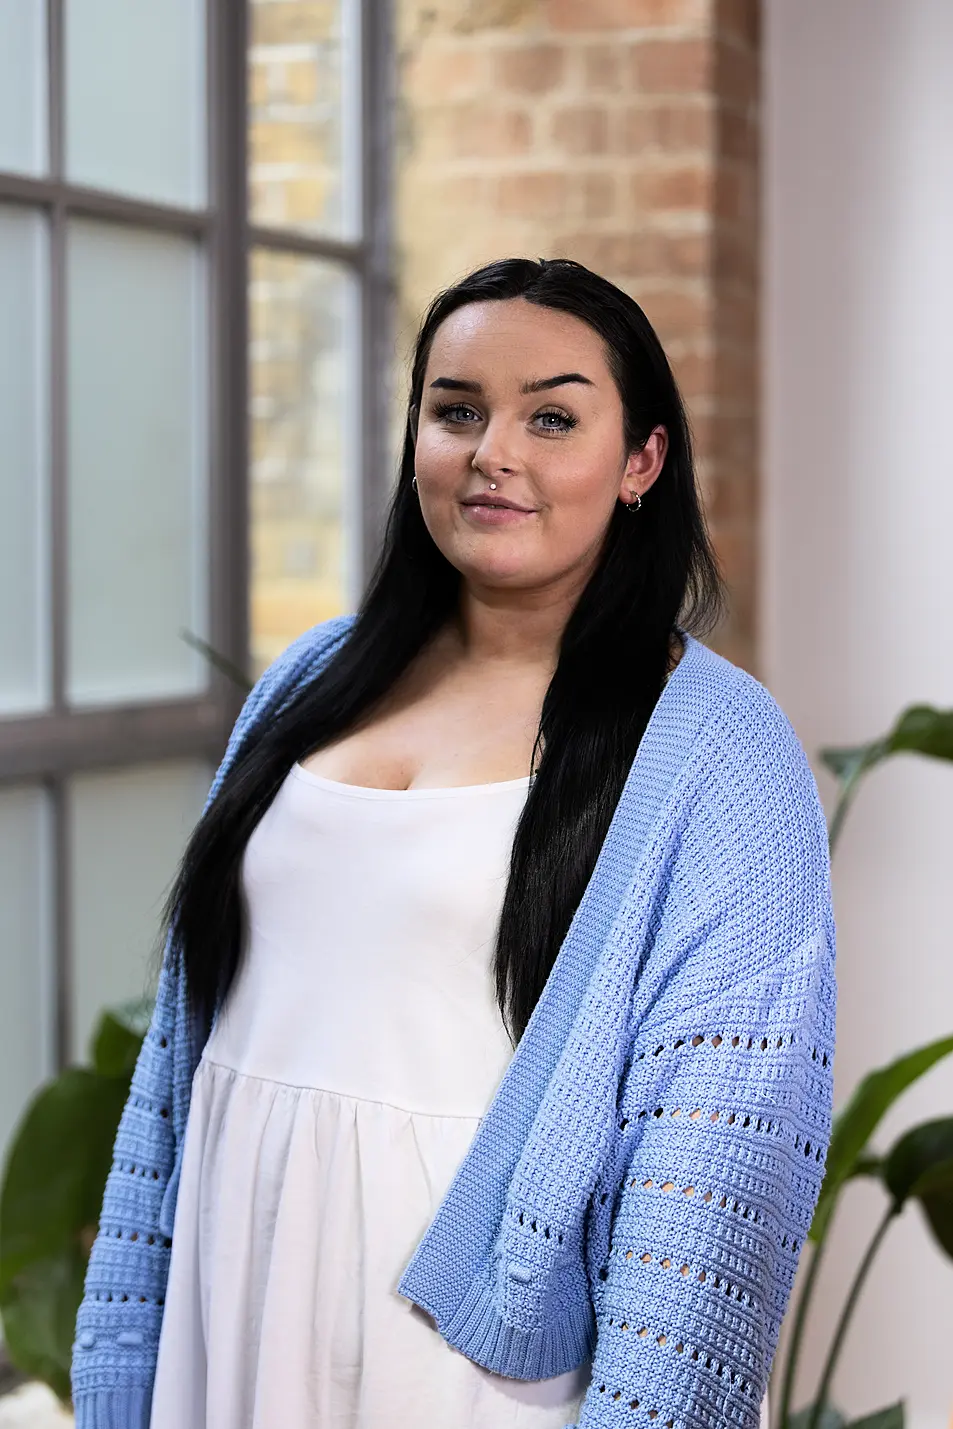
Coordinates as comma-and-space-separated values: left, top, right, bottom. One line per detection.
428, 372, 596, 396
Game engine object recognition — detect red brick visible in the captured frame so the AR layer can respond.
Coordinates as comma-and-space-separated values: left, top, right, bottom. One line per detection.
549, 232, 660, 277
403, 46, 483, 102
711, 346, 756, 402
712, 227, 756, 284
695, 411, 757, 471
630, 39, 712, 94
551, 105, 610, 156
619, 101, 713, 152
495, 171, 571, 219
671, 346, 715, 401
713, 163, 755, 223
713, 290, 757, 347
439, 103, 534, 159
641, 286, 711, 345
494, 44, 566, 94
545, 0, 707, 28
717, 107, 757, 162
555, 229, 710, 280
581, 173, 617, 220
582, 44, 629, 93
630, 162, 712, 213
713, 38, 759, 103
715, 0, 760, 49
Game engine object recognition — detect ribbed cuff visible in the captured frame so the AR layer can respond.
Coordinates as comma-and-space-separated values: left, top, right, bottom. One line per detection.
401, 1268, 595, 1382
73, 1386, 153, 1429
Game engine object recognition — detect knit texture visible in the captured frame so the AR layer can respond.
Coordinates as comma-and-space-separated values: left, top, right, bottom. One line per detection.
71, 616, 836, 1429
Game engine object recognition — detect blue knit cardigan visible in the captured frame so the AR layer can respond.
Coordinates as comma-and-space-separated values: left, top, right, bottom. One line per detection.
71, 614, 837, 1429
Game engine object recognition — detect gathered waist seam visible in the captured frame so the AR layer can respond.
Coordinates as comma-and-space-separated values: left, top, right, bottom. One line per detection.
197, 1052, 489, 1122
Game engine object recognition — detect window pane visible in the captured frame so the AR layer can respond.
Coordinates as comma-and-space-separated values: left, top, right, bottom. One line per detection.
250, 250, 358, 675
0, 785, 53, 1165
0, 0, 48, 175
67, 221, 207, 707
68, 761, 209, 1062
0, 206, 49, 715
65, 0, 206, 207
249, 0, 361, 240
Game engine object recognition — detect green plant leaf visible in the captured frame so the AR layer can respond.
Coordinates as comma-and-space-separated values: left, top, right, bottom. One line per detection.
0, 1252, 84, 1404
819, 741, 884, 785
809, 1035, 953, 1242
821, 706, 953, 788
886, 706, 953, 761
881, 1118, 953, 1259
842, 1402, 905, 1429
90, 1004, 149, 1078
909, 1160, 953, 1259
850, 1154, 883, 1179
883, 1117, 953, 1205
0, 1066, 130, 1387
788, 1403, 845, 1429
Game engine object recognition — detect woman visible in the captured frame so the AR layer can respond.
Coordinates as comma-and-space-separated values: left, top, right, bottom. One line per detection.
71, 257, 836, 1429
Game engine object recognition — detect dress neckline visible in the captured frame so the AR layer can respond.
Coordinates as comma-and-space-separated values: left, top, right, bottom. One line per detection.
292, 764, 534, 800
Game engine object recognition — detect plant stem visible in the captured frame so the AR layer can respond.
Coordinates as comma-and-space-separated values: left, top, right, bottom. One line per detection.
776, 1233, 828, 1429
828, 781, 858, 856
807, 1204, 898, 1429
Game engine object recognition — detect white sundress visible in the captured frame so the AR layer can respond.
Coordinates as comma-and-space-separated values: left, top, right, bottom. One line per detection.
149, 762, 591, 1429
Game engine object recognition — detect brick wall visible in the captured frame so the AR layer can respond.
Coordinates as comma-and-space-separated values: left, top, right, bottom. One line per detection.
396, 0, 760, 671
248, 0, 350, 673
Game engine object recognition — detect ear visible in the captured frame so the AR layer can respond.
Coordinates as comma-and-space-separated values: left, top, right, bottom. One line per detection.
618, 425, 668, 502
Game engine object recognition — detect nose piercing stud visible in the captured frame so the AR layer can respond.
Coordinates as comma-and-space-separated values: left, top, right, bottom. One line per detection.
489, 482, 497, 490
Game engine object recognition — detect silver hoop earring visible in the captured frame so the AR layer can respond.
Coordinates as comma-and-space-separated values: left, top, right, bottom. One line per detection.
624, 492, 641, 512
412, 476, 418, 493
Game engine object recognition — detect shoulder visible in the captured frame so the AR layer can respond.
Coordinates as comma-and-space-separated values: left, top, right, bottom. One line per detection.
252, 613, 357, 707
672, 636, 830, 886
241, 614, 355, 722
645, 639, 835, 1000
213, 614, 357, 793
680, 633, 822, 800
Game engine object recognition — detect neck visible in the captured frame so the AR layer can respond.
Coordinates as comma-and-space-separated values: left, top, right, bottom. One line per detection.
449, 579, 585, 669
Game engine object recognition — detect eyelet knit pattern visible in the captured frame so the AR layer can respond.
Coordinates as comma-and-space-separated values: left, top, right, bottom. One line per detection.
71, 616, 836, 1429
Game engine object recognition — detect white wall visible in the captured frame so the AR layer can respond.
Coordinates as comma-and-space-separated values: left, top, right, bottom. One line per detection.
763, 4, 953, 1428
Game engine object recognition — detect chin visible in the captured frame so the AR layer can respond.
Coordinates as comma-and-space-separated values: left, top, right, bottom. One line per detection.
462, 557, 543, 588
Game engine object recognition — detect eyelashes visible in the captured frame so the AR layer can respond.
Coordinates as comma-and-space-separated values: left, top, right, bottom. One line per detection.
431, 401, 578, 434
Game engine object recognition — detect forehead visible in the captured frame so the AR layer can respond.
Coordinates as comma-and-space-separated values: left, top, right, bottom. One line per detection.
425, 298, 610, 382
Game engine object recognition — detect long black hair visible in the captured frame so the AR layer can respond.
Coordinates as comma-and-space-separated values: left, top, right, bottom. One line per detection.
167, 256, 727, 1044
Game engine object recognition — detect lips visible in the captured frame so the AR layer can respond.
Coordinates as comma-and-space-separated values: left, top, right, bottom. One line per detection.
461, 493, 536, 512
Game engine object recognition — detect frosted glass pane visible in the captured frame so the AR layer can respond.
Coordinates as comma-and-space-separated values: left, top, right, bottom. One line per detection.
0, 206, 50, 715
0, 786, 53, 1166
67, 221, 207, 706
68, 760, 209, 1061
0, 1, 48, 174
65, 0, 206, 207
249, 0, 361, 239
250, 250, 358, 675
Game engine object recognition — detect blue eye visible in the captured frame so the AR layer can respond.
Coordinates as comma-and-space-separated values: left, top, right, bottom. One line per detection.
537, 410, 577, 432
431, 403, 577, 433
432, 402, 478, 423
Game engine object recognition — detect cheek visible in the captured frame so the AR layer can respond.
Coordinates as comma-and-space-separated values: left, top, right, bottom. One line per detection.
415, 430, 465, 480
535, 449, 621, 527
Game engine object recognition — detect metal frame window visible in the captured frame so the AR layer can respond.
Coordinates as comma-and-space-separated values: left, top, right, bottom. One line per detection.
246, 0, 394, 674
0, 0, 393, 1105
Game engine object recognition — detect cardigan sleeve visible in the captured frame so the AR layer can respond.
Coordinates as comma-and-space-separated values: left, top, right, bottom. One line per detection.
70, 615, 354, 1428
573, 677, 837, 1429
